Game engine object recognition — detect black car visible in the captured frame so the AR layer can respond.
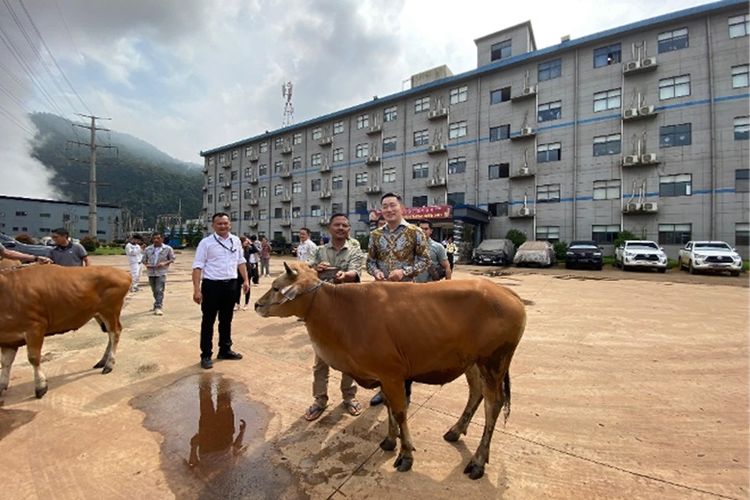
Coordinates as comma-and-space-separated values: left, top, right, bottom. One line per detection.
565, 240, 603, 270
0, 233, 53, 258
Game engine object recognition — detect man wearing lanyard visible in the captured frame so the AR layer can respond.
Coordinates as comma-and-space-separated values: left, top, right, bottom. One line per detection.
192, 213, 250, 369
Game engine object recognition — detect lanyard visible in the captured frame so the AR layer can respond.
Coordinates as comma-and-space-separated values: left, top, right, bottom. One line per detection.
213, 235, 236, 253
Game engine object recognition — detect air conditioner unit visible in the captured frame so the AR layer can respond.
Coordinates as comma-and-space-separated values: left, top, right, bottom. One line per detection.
641, 153, 657, 164
639, 105, 655, 116
366, 155, 380, 164
429, 177, 446, 186
366, 185, 381, 193
518, 206, 532, 216
522, 85, 537, 95
428, 143, 446, 153
518, 166, 530, 176
641, 56, 657, 68
622, 155, 640, 166
642, 202, 658, 212
624, 60, 641, 72
623, 108, 639, 119
626, 202, 642, 212
520, 126, 534, 136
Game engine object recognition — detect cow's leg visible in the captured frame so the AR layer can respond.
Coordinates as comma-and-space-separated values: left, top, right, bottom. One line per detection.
380, 404, 399, 451
0, 347, 19, 393
381, 380, 415, 472
92, 315, 111, 370
25, 332, 48, 399
444, 364, 484, 442
94, 312, 122, 374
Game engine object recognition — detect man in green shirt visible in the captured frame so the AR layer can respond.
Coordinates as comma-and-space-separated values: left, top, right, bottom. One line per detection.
303, 213, 364, 421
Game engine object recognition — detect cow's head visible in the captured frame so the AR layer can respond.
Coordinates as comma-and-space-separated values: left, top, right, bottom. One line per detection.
254, 261, 321, 318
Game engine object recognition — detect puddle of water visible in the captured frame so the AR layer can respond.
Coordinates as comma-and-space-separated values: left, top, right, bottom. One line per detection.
131, 374, 307, 500
0, 408, 36, 441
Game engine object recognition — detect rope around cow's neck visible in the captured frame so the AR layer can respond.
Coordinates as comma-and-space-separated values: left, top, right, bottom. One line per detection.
301, 280, 325, 321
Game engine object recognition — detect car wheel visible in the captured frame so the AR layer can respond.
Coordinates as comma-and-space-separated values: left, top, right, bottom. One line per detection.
658, 267, 666, 274
595, 264, 603, 271
688, 261, 696, 275
731, 271, 740, 277
622, 263, 628, 272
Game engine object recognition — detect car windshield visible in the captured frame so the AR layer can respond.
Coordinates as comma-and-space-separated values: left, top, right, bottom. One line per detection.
694, 243, 731, 250
570, 242, 599, 249
477, 240, 509, 251
628, 242, 658, 250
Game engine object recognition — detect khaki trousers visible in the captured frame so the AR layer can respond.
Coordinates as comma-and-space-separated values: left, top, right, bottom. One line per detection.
313, 354, 357, 406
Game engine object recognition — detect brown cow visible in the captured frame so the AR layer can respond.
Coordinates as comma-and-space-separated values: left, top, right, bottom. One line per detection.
0, 264, 131, 398
255, 262, 526, 479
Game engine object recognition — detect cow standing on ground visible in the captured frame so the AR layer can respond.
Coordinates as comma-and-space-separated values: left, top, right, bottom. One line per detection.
0, 264, 131, 398
255, 261, 526, 480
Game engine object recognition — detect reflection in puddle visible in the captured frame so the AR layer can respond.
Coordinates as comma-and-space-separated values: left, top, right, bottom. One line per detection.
131, 374, 306, 499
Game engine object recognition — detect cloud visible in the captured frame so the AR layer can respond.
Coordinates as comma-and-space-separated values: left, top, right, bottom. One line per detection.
0, 116, 60, 199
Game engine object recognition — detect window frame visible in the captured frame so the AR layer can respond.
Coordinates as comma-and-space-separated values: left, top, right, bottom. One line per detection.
449, 85, 468, 104
537, 183, 561, 203
538, 100, 562, 122
734, 116, 749, 140
729, 14, 749, 38
593, 133, 621, 156
383, 106, 398, 122
657, 27, 689, 53
659, 75, 691, 100
659, 123, 692, 148
490, 39, 512, 61
414, 96, 430, 113
538, 59, 562, 82
659, 173, 692, 197
447, 156, 467, 175
489, 125, 510, 142
488, 163, 510, 180
593, 43, 622, 67
658, 223, 692, 245
449, 121, 468, 139
412, 162, 429, 179
593, 88, 621, 112
537, 142, 562, 163
593, 179, 621, 200
592, 224, 621, 244
732, 64, 749, 89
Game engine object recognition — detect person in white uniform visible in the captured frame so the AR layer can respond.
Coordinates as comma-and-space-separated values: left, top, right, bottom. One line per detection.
125, 235, 144, 291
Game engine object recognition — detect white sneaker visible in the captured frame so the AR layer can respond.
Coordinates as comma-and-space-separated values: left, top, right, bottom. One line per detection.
154, 308, 163, 316
241, 305, 247, 311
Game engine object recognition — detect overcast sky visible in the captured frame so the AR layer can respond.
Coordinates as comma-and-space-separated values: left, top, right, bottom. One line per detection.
0, 0, 712, 198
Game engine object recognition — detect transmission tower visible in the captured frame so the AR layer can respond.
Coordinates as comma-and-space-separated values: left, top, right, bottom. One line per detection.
282, 81, 294, 127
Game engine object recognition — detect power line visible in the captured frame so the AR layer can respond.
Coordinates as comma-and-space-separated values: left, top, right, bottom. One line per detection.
0, 102, 34, 135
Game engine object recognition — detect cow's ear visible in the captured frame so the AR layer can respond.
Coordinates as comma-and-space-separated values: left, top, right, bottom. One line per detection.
284, 261, 298, 278
280, 284, 297, 301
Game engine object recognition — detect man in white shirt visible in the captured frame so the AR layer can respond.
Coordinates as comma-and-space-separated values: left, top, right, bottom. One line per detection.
125, 235, 144, 291
295, 227, 317, 263
192, 213, 250, 369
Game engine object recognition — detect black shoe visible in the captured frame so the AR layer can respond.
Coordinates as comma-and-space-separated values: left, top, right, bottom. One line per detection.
217, 350, 243, 360
370, 392, 384, 406
201, 358, 213, 369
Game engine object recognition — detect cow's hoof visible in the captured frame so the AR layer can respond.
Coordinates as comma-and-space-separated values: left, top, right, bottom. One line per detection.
35, 386, 48, 399
443, 429, 461, 442
101, 365, 113, 374
463, 462, 484, 480
93, 360, 105, 369
393, 455, 413, 472
379, 437, 397, 451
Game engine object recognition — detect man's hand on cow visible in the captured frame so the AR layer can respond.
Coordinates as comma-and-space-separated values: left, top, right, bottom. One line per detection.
387, 269, 405, 282
193, 290, 202, 305
374, 270, 386, 281
315, 261, 330, 273
37, 256, 52, 264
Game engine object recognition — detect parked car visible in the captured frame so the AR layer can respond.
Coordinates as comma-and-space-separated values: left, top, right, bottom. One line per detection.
678, 241, 743, 276
472, 239, 515, 265
513, 241, 555, 267
0, 232, 53, 258
614, 240, 667, 273
565, 240, 603, 270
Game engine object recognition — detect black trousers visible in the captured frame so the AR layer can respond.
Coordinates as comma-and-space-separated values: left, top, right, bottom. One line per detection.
200, 279, 237, 359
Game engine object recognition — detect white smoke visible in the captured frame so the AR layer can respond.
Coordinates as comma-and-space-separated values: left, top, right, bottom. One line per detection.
0, 115, 60, 199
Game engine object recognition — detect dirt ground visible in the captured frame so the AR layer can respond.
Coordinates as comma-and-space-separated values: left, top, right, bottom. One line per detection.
1, 251, 747, 500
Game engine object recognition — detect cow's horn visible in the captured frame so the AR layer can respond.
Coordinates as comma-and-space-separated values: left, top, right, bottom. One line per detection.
283, 262, 297, 277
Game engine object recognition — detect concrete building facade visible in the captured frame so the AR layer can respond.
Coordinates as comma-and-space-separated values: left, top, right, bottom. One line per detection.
200, 0, 749, 257
0, 195, 123, 241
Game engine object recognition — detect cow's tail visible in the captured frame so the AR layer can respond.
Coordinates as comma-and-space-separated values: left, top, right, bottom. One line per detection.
502, 370, 511, 423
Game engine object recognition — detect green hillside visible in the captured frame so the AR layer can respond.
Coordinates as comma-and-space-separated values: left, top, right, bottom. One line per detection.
29, 112, 203, 226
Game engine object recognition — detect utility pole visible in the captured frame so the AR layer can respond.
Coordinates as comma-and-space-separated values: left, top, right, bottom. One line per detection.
69, 114, 114, 239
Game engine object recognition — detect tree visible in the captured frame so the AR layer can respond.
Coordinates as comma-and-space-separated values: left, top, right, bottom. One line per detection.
505, 229, 527, 249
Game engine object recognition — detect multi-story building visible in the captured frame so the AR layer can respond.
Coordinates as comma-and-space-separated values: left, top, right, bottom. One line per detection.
0, 195, 122, 241
200, 0, 749, 257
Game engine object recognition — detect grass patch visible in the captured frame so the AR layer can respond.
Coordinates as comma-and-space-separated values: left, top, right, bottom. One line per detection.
92, 246, 125, 256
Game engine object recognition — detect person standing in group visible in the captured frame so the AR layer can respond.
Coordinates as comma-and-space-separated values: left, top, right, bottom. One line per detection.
192, 213, 250, 370
50, 228, 89, 267
235, 236, 258, 311
445, 235, 457, 271
295, 227, 317, 263
248, 235, 261, 285
303, 213, 365, 421
259, 236, 271, 277
414, 220, 452, 283
125, 235, 144, 291
366, 192, 429, 406
142, 232, 175, 316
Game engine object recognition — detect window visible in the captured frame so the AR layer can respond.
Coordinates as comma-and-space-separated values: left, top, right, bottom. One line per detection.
490, 40, 511, 61
333, 148, 344, 162
658, 28, 688, 53
593, 88, 621, 112
354, 201, 368, 213
242, 210, 252, 221
450, 85, 468, 104
413, 129, 429, 146
274, 184, 283, 196
732, 65, 749, 88
39, 213, 51, 218
447, 192, 465, 206
538, 100, 562, 122
448, 156, 466, 174
274, 207, 283, 218
536, 226, 560, 242
274, 161, 284, 174
593, 179, 621, 200
332, 203, 343, 213
292, 181, 302, 194
538, 59, 562, 81
259, 142, 268, 153
592, 225, 620, 244
736, 169, 750, 193
593, 133, 621, 156
333, 121, 343, 134
243, 148, 251, 158
243, 167, 251, 178
729, 14, 749, 38
312, 128, 322, 140
208, 156, 216, 166
735, 116, 749, 140
293, 133, 302, 145
274, 137, 284, 149
736, 223, 750, 246
488, 202, 508, 216
659, 174, 692, 196
383, 136, 397, 152
489, 125, 510, 142
660, 123, 692, 147
412, 195, 428, 207
659, 224, 692, 245
490, 87, 511, 106
218, 173, 224, 183
593, 43, 621, 67
207, 194, 213, 203
412, 162, 429, 179
537, 184, 561, 202
219, 153, 225, 164
244, 188, 252, 197
449, 121, 467, 139
231, 150, 238, 160
659, 75, 690, 100
414, 96, 430, 113
537, 142, 562, 163
356, 114, 369, 129
332, 175, 344, 190
231, 191, 238, 201
292, 206, 301, 218
311, 153, 321, 167
15, 211, 27, 216
292, 157, 302, 170
383, 168, 396, 183
311, 205, 322, 217
258, 164, 268, 176
355, 143, 369, 158
208, 175, 213, 185
384, 106, 398, 122
488, 163, 509, 179
311, 179, 321, 192
355, 172, 368, 186
259, 186, 268, 197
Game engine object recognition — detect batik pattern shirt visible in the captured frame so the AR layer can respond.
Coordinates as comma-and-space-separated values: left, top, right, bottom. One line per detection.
366, 220, 429, 281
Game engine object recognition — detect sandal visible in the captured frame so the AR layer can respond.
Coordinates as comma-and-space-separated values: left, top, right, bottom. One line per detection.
343, 399, 363, 416
304, 403, 327, 421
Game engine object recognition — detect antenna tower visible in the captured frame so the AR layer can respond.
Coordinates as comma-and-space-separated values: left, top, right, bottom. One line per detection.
282, 81, 294, 126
